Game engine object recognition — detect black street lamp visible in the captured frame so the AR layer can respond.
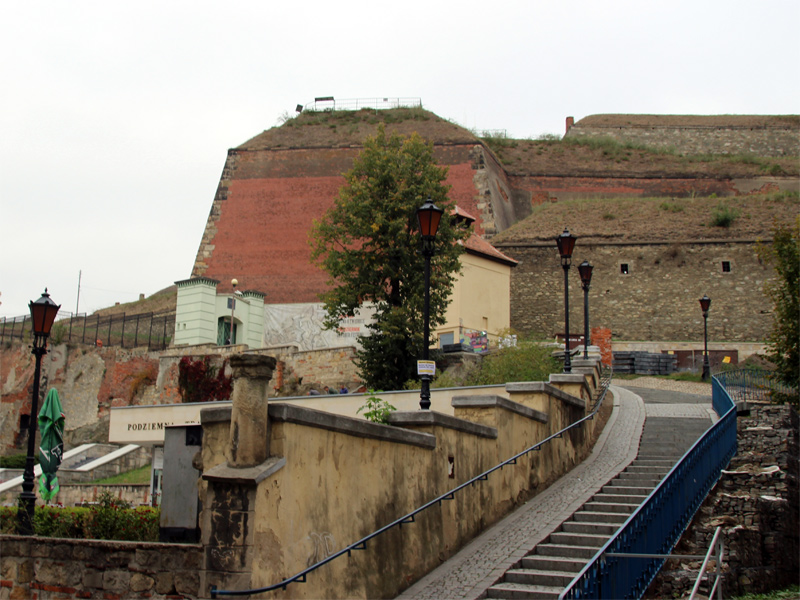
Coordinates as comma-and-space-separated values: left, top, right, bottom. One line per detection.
556, 228, 577, 373
578, 261, 593, 360
18, 289, 60, 535
699, 295, 711, 381
417, 197, 444, 410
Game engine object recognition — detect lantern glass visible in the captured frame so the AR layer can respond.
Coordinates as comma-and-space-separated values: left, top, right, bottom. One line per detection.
417, 198, 444, 239
699, 295, 711, 312
556, 228, 577, 260
578, 261, 593, 286
29, 290, 60, 337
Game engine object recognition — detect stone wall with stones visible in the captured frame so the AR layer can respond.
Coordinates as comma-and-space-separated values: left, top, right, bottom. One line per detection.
499, 240, 773, 345
0, 537, 202, 599
566, 123, 800, 157
645, 404, 799, 598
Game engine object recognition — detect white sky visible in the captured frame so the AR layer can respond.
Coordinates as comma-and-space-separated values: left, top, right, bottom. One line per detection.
2, 0, 798, 319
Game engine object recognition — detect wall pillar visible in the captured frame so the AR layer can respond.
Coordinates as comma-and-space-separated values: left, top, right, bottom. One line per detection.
228, 354, 276, 467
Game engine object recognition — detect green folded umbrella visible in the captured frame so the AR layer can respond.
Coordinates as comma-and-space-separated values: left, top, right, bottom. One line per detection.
38, 388, 65, 503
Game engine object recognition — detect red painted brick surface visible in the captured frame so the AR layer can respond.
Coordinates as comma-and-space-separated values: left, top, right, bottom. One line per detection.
200, 145, 485, 302
592, 327, 613, 366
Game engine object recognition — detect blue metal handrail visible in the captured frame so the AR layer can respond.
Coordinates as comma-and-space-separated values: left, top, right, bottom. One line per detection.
560, 375, 738, 599
211, 370, 612, 597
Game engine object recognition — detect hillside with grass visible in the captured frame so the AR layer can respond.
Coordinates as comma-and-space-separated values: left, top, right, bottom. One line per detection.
491, 191, 799, 244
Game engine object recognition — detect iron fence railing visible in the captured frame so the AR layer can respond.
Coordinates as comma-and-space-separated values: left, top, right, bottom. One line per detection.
559, 374, 738, 599
0, 311, 175, 351
303, 97, 422, 112
211, 368, 613, 597
714, 368, 798, 405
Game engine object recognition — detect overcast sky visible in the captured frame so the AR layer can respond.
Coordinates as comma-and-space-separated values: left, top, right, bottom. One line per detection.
2, 0, 798, 319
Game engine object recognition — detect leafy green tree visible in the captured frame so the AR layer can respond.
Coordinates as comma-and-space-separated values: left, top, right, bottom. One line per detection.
310, 125, 469, 390
758, 218, 799, 406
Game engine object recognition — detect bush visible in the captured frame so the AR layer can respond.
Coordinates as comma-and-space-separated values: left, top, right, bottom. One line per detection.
710, 201, 740, 227
0, 491, 160, 541
0, 454, 38, 469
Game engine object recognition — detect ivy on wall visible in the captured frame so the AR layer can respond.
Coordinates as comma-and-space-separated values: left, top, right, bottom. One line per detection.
178, 356, 232, 403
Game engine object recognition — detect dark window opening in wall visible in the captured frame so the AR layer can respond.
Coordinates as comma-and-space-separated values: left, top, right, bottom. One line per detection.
620, 263, 629, 274
722, 261, 731, 273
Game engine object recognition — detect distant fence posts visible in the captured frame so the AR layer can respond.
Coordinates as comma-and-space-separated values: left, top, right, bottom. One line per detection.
0, 311, 175, 351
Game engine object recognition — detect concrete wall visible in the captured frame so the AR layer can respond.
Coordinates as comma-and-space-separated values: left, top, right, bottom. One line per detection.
500, 240, 774, 345
196, 356, 602, 598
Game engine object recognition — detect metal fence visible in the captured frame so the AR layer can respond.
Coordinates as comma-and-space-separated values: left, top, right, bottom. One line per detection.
0, 311, 175, 351
559, 374, 738, 599
302, 97, 422, 112
714, 368, 798, 405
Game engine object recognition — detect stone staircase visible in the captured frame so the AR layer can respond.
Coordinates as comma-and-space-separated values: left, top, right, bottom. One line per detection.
485, 417, 711, 599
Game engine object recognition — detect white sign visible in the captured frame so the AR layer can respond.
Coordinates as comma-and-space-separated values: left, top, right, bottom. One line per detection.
417, 360, 436, 376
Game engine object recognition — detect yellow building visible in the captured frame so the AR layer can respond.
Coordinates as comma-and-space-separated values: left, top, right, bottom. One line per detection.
436, 209, 518, 352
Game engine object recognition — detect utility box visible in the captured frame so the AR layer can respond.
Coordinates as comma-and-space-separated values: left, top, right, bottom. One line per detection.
159, 425, 202, 542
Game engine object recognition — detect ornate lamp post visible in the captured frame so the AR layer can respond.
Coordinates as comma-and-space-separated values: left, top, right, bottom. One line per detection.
699, 295, 711, 381
228, 278, 238, 345
578, 260, 593, 360
556, 228, 577, 373
417, 197, 443, 410
18, 289, 60, 535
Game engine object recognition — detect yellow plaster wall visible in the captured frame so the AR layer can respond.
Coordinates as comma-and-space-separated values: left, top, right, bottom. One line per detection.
438, 252, 512, 342
199, 360, 603, 598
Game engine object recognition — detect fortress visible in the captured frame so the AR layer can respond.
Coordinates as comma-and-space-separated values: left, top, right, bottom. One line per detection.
190, 106, 798, 355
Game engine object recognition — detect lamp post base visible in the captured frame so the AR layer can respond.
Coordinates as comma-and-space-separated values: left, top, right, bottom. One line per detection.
419, 374, 432, 410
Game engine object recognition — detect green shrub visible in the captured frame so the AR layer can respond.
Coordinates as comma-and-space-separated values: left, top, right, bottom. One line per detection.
0, 454, 38, 469
710, 201, 740, 227
465, 340, 560, 385
0, 492, 160, 541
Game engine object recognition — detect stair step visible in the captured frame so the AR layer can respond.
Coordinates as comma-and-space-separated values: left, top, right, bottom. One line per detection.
582, 501, 639, 514
591, 493, 648, 504
520, 555, 585, 572
486, 581, 561, 599
535, 543, 600, 559
602, 484, 653, 496
505, 568, 576, 587
549, 531, 609, 547
573, 510, 628, 524
561, 521, 620, 535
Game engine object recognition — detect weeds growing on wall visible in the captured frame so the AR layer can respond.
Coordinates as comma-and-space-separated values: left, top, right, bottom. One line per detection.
357, 391, 396, 424
178, 356, 232, 403
710, 201, 741, 227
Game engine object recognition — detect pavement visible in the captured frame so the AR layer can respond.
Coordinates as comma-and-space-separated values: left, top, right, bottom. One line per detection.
395, 378, 713, 600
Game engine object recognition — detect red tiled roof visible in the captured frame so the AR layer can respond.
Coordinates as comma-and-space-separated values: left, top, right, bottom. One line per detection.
461, 234, 518, 266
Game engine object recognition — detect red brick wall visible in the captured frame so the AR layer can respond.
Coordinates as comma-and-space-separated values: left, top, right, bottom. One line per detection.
198, 145, 485, 302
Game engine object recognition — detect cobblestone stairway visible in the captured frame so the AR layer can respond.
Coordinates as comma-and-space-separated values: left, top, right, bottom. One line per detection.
485, 417, 711, 599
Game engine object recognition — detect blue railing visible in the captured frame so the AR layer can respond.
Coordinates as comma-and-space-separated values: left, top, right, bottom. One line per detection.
714, 368, 797, 406
211, 370, 612, 597
560, 375, 738, 599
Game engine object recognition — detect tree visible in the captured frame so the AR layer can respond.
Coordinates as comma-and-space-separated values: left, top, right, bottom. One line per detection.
758, 217, 799, 407
310, 125, 469, 390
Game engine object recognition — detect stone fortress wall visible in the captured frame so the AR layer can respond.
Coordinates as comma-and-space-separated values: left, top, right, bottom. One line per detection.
565, 115, 800, 157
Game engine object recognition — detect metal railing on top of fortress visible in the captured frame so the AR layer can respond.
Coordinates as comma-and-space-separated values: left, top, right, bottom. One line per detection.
303, 97, 422, 112
210, 367, 613, 598
0, 310, 175, 351
558, 373, 738, 600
